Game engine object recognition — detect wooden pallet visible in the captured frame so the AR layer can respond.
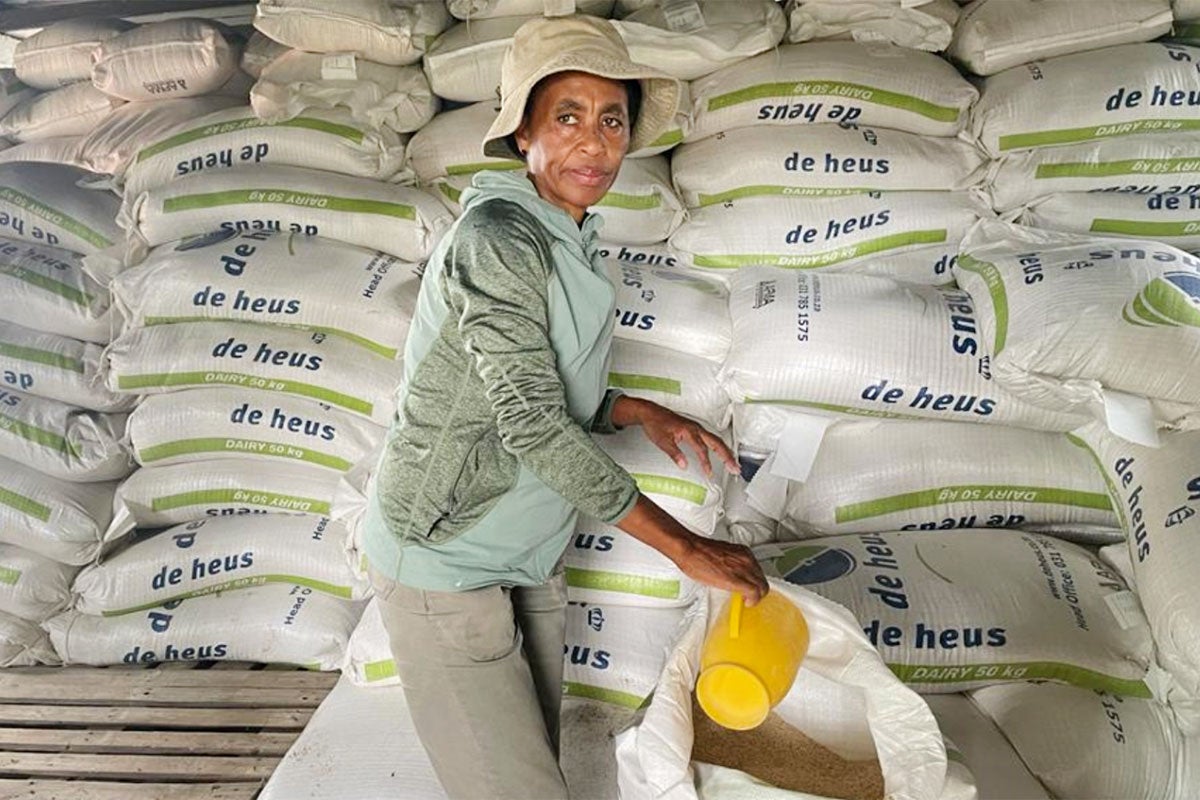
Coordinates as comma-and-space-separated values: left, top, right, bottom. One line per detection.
0, 662, 339, 800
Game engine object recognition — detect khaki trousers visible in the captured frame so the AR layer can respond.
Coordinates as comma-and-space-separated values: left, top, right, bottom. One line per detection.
368, 565, 570, 800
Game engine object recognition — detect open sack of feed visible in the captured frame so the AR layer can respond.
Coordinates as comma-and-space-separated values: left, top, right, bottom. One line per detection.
0, 237, 112, 343
118, 164, 453, 265
447, 0, 613, 18
0, 321, 134, 411
0, 388, 129, 482
972, 42, 1200, 158
0, 544, 77, 622
608, 339, 730, 433
0, 163, 121, 255
250, 51, 438, 133
604, 256, 728, 361
615, 582, 967, 800
687, 41, 978, 143
785, 0, 959, 52
48, 582, 361, 669
422, 16, 528, 103
955, 221, 1200, 435
723, 267, 1089, 431
0, 455, 116, 565
0, 611, 57, 666
0, 82, 124, 142
1019, 191, 1200, 251
670, 190, 989, 284
972, 683, 1197, 799
103, 320, 405, 426
75, 514, 367, 616
565, 514, 697, 608
948, 0, 1172, 77
756, 529, 1156, 696
12, 18, 133, 90
671, 123, 986, 208
254, 0, 451, 67
91, 19, 241, 102
128, 388, 384, 475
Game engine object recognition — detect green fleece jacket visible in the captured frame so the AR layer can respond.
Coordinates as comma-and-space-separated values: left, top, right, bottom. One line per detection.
363, 171, 639, 591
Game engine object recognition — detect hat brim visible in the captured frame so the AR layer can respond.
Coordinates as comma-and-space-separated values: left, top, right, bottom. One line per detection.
482, 50, 681, 162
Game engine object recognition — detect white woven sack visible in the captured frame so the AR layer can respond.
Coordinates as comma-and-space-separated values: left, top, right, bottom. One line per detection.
0, 82, 124, 142
609, 339, 729, 433
687, 41, 978, 142
0, 455, 116, 565
123, 107, 406, 198
0, 610, 57, 665
563, 600, 685, 709
596, 241, 684, 271
251, 50, 438, 134
48, 582, 361, 669
670, 191, 988, 284
604, 257, 728, 361
0, 544, 77, 622
75, 513, 366, 615
955, 221, 1200, 430
254, 0, 451, 67
722, 477, 779, 547
12, 18, 133, 90
593, 156, 682, 246
104, 321, 404, 426
0, 137, 89, 171
128, 388, 384, 474
0, 321, 131, 411
972, 683, 1198, 798
613, 0, 786, 82
111, 230, 420, 360
630, 80, 690, 158
0, 70, 38, 121
757, 530, 1156, 695
723, 267, 1089, 431
422, 16, 528, 103
240, 31, 288, 79
785, 0, 958, 51
405, 101, 518, 184
0, 237, 111, 343
344, 597, 397, 687
0, 163, 122, 255
1180, 0, 1200, 21
448, 0, 613, 19
972, 43, 1200, 158
672, 123, 986, 209
565, 515, 696, 608
615, 582, 955, 800
0, 388, 128, 482
596, 426, 727, 537
949, 0, 1172, 77
91, 19, 240, 102
1021, 191, 1200, 251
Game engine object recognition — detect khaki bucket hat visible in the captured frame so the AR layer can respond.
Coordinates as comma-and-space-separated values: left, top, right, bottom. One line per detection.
482, 14, 681, 161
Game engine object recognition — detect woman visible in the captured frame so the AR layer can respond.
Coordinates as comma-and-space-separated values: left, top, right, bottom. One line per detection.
363, 15, 769, 800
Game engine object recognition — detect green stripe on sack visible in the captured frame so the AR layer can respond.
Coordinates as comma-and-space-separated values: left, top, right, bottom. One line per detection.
0, 486, 51, 522
140, 317, 398, 359
1034, 158, 1200, 179
955, 254, 1009, 355
887, 661, 1152, 698
745, 399, 911, 420
0, 264, 92, 307
697, 185, 872, 206
99, 573, 355, 616
691, 230, 947, 270
565, 567, 682, 600
137, 437, 352, 471
444, 160, 524, 176
562, 682, 647, 709
363, 659, 398, 682
1090, 218, 1200, 237
647, 128, 683, 149
834, 485, 1112, 524
1067, 434, 1129, 530
0, 412, 73, 456
162, 189, 416, 221
0, 187, 113, 249
136, 115, 369, 162
149, 488, 330, 515
607, 372, 681, 396
706, 81, 961, 122
594, 192, 662, 211
116, 371, 373, 416
0, 342, 85, 374
0, 566, 20, 585
437, 182, 462, 203
631, 473, 707, 505
999, 120, 1200, 151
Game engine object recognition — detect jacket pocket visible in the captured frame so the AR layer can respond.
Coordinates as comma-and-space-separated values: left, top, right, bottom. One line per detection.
447, 428, 517, 529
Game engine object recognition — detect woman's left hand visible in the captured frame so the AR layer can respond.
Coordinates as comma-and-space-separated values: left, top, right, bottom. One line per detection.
614, 397, 738, 478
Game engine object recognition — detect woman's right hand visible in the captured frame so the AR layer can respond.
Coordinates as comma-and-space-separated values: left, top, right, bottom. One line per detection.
672, 535, 770, 607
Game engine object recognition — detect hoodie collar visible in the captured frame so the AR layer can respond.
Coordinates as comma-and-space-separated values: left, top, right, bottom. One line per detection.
462, 170, 603, 255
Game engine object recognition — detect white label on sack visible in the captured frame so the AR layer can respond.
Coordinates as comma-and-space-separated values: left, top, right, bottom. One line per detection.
1102, 389, 1161, 448
768, 413, 833, 483
662, 0, 706, 32
320, 54, 358, 82
1105, 591, 1145, 631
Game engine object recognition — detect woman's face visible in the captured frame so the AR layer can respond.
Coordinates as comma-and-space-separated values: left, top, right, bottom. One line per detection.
514, 71, 631, 224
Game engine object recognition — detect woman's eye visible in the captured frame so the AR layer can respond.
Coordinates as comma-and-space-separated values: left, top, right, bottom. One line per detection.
557, 113, 577, 124
603, 117, 624, 129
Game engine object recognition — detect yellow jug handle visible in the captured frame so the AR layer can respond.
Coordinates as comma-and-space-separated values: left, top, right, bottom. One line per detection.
729, 592, 743, 640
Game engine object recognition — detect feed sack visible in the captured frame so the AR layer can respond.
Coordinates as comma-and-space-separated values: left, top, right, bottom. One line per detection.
564, 515, 697, 608
74, 513, 367, 615
251, 51, 438, 133
670, 191, 989, 285
1179, 0, 1200, 22
49, 582, 361, 669
0, 82, 124, 142
0, 138, 88, 171
631, 80, 690, 158
597, 240, 685, 271
0, 163, 122, 255
344, 598, 397, 687
671, 123, 986, 208
13, 17, 134, 90
1020, 191, 1200, 251
447, 0, 613, 18
592, 156, 683, 246
122, 106, 406, 197
0, 455, 116, 565
723, 476, 779, 547
563, 601, 685, 709
0, 610, 57, 666
253, 0, 451, 67
0, 70, 38, 121
0, 236, 112, 344
971, 43, 1200, 158
613, 0, 786, 82
756, 529, 1156, 695
404, 101, 520, 185
104, 320, 405, 425
687, 41, 978, 142
111, 230, 420, 359
91, 19, 240, 102
948, 0, 1172, 77
785, 0, 959, 52
0, 544, 76, 621
604, 256, 728, 361
955, 221, 1200, 431
972, 683, 1197, 799
0, 388, 128, 482
119, 164, 452, 265
723, 267, 1088, 431
422, 16, 528, 103
608, 339, 730, 433
0, 321, 133, 411
240, 31, 288, 79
